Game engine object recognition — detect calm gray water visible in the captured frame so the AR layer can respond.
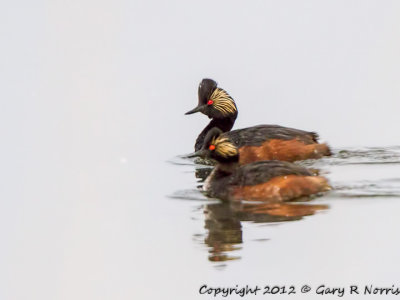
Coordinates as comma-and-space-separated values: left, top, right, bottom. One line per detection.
170, 147, 400, 261
163, 147, 400, 298
2, 0, 400, 299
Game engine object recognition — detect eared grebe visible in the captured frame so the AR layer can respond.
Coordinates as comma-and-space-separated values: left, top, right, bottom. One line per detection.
189, 128, 331, 202
186, 78, 331, 164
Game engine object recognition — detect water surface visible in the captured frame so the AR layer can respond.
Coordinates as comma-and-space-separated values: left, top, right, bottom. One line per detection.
169, 147, 400, 267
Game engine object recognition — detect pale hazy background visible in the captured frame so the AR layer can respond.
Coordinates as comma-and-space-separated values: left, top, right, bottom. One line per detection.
1, 0, 400, 299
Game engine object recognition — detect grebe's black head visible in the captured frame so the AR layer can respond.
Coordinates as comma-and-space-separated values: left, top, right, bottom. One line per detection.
189, 127, 239, 163
185, 78, 238, 120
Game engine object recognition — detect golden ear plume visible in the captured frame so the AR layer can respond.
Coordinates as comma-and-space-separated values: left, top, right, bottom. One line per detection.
210, 88, 237, 115
211, 136, 238, 158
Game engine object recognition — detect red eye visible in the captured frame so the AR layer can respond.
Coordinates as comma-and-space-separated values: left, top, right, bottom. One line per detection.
209, 145, 215, 151
207, 100, 213, 105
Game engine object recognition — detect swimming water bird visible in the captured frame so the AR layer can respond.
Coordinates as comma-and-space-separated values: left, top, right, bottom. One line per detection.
188, 128, 331, 202
185, 79, 331, 164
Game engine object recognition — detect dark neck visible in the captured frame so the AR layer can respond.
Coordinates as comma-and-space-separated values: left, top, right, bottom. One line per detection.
205, 161, 239, 200
194, 117, 236, 151
214, 161, 239, 175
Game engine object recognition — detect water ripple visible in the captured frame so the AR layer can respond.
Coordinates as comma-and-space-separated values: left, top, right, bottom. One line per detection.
333, 179, 400, 198
301, 146, 400, 167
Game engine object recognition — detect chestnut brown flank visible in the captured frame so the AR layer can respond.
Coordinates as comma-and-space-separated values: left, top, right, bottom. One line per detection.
233, 175, 330, 201
239, 138, 331, 164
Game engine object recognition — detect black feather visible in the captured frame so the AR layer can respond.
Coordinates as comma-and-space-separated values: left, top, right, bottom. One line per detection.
225, 125, 318, 147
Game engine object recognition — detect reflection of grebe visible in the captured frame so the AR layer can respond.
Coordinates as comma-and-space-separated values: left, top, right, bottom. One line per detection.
204, 203, 242, 262
186, 78, 331, 163
189, 128, 331, 202
203, 201, 328, 262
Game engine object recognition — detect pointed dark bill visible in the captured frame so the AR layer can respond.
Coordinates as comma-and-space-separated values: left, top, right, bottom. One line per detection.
186, 149, 208, 158
185, 105, 203, 115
